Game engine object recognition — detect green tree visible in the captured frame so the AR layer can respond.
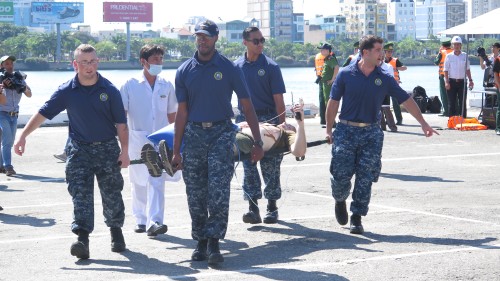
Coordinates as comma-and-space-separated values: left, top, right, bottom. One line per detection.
0, 23, 28, 42
110, 34, 127, 60
95, 41, 117, 61
2, 33, 30, 60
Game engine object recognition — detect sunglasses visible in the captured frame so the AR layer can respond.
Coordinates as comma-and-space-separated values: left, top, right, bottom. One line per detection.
247, 37, 265, 46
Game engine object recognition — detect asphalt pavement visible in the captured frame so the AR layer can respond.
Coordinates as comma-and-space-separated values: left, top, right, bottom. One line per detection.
0, 108, 499, 281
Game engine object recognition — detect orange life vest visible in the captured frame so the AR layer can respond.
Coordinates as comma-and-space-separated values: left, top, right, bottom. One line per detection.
387, 57, 400, 82
315, 53, 326, 76
447, 116, 487, 130
438, 48, 453, 75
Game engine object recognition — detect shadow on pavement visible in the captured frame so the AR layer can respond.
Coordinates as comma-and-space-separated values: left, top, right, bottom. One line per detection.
364, 233, 499, 250
0, 212, 56, 227
0, 185, 23, 193
61, 235, 201, 279
5, 174, 65, 183
379, 172, 463, 183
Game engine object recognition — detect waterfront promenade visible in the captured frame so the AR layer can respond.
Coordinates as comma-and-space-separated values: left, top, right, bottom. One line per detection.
0, 108, 499, 281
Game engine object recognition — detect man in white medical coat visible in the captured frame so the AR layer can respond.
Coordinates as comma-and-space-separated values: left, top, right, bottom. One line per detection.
120, 44, 178, 236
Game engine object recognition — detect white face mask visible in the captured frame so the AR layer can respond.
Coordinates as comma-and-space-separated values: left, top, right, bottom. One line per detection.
146, 63, 162, 76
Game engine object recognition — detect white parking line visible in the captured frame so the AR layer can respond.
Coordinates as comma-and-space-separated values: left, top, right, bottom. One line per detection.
296, 191, 500, 227
1, 194, 186, 210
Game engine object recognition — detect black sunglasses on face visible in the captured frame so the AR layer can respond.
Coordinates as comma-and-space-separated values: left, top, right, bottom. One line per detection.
247, 37, 265, 45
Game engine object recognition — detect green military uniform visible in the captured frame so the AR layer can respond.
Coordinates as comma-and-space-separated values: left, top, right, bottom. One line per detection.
434, 38, 452, 116
322, 54, 339, 105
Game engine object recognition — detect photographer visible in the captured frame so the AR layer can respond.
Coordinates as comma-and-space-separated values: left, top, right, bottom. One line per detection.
479, 44, 499, 84
0, 55, 32, 176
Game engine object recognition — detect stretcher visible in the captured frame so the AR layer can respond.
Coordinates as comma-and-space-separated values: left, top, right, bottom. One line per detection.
130, 124, 328, 177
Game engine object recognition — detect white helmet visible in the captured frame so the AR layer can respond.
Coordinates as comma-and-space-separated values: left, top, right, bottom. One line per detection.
451, 36, 462, 44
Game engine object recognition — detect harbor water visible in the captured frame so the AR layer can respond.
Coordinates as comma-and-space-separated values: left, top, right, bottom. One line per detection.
18, 65, 487, 117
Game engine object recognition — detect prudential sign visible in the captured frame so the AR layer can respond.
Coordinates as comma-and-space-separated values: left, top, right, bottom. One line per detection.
103, 2, 153, 23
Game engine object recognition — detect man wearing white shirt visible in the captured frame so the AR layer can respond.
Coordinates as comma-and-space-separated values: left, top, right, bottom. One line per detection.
444, 36, 474, 117
120, 44, 178, 237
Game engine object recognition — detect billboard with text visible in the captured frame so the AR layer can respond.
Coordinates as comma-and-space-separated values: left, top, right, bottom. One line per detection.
0, 2, 14, 22
31, 2, 84, 24
103, 2, 152, 23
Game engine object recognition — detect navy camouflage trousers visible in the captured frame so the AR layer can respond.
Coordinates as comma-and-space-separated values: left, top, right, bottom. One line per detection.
66, 138, 125, 234
330, 123, 383, 216
235, 113, 283, 201
182, 120, 236, 240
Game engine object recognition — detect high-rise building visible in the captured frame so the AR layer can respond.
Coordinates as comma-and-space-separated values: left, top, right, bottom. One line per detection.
384, 0, 416, 40
307, 14, 347, 40
471, 0, 500, 18
415, 0, 466, 40
291, 12, 304, 43
340, 0, 379, 39
247, 0, 293, 41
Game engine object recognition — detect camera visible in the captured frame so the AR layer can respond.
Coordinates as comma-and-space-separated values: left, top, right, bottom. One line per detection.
0, 68, 27, 93
477, 47, 491, 67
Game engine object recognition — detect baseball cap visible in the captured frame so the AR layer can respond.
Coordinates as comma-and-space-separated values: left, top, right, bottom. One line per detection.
194, 20, 219, 37
0, 55, 16, 65
451, 36, 462, 44
353, 41, 359, 48
492, 42, 500, 48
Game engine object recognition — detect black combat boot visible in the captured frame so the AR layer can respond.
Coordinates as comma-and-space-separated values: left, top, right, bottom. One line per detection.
242, 198, 262, 224
70, 229, 89, 259
191, 239, 208, 261
335, 200, 348, 226
110, 227, 126, 252
263, 199, 279, 224
207, 238, 224, 265
349, 214, 364, 234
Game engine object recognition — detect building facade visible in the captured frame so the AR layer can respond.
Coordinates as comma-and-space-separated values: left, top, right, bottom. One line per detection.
471, 0, 500, 18
386, 0, 416, 41
247, 0, 293, 41
415, 0, 466, 40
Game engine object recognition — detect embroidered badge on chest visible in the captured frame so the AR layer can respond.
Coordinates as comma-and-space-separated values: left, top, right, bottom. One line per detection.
214, 72, 223, 80
99, 93, 108, 101
258, 69, 265, 76
374, 78, 382, 86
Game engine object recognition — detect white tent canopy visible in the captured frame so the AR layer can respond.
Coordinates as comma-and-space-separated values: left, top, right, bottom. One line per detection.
439, 8, 500, 35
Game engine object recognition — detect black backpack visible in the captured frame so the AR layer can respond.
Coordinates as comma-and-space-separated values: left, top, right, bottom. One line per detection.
427, 96, 442, 113
412, 86, 428, 113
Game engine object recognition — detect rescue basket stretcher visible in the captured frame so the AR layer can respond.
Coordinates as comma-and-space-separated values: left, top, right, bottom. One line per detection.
130, 123, 328, 178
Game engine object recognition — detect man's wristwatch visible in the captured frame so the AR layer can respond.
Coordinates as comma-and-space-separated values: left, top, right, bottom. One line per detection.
253, 139, 263, 148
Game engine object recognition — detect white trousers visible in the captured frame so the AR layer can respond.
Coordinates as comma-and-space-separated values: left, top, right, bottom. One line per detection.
131, 176, 166, 229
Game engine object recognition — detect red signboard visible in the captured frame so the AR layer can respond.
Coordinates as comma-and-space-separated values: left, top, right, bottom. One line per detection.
103, 2, 152, 22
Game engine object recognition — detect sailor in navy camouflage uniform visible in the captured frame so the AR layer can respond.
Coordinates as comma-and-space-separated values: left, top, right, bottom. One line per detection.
234, 26, 286, 225
14, 44, 130, 260
171, 20, 264, 265
325, 35, 438, 235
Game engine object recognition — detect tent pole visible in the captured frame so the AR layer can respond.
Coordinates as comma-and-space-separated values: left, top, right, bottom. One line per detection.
459, 34, 470, 130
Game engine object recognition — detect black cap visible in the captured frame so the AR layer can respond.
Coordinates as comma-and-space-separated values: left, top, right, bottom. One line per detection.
353, 41, 359, 48
194, 19, 219, 37
492, 42, 500, 48
317, 42, 332, 50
